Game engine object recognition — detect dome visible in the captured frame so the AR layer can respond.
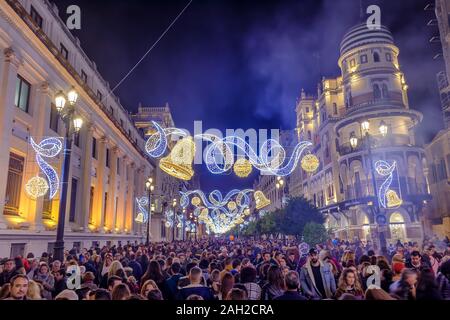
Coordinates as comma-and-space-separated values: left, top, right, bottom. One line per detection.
340, 23, 394, 56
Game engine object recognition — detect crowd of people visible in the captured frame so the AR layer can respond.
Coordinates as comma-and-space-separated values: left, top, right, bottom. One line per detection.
0, 236, 449, 301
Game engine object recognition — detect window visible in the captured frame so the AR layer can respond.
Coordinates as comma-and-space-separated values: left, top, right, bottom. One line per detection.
385, 53, 392, 62
117, 158, 120, 175
373, 52, 380, 62
49, 103, 59, 132
360, 54, 368, 64
92, 137, 97, 159
333, 103, 338, 115
69, 178, 78, 222
60, 43, 68, 60
97, 90, 103, 101
81, 70, 87, 84
325, 145, 330, 158
305, 107, 310, 113
103, 192, 108, 223
74, 131, 80, 147
439, 158, 448, 180
120, 119, 124, 128
4, 153, 24, 215
128, 129, 131, 137
307, 131, 312, 140
10, 243, 26, 259
106, 148, 110, 168
382, 83, 389, 98
109, 106, 114, 116
15, 75, 31, 113
373, 84, 381, 100
30, 6, 43, 28
350, 59, 356, 68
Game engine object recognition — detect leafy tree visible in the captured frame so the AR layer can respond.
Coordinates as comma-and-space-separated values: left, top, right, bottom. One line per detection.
303, 222, 328, 246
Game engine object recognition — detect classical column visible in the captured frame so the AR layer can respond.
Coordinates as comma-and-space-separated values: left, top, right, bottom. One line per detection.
107, 146, 118, 231
79, 122, 93, 231
26, 81, 52, 231
0, 48, 21, 229
94, 136, 107, 230
126, 162, 136, 233
117, 155, 128, 232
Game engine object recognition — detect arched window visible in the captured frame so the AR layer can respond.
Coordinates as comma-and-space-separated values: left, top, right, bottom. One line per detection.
333, 103, 338, 115
373, 84, 381, 100
389, 212, 406, 243
307, 131, 312, 140
362, 215, 371, 241
373, 52, 380, 62
382, 84, 389, 98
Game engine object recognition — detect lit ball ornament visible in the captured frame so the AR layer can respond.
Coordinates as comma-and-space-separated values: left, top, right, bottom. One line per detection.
233, 158, 253, 178
25, 176, 49, 199
244, 208, 251, 216
227, 201, 237, 211
191, 196, 201, 206
165, 221, 171, 228
301, 154, 320, 173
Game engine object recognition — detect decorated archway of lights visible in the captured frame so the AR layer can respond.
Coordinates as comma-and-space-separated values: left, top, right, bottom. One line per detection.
179, 189, 271, 235
145, 121, 319, 180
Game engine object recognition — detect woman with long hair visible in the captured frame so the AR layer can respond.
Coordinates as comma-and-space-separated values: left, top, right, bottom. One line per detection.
111, 283, 131, 300
140, 279, 159, 298
33, 263, 54, 300
141, 260, 166, 291
416, 268, 442, 300
0, 283, 11, 299
335, 268, 364, 299
261, 265, 285, 300
219, 272, 234, 300
26, 280, 43, 300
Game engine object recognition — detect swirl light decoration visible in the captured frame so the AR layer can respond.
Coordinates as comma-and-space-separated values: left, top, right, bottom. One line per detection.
144, 121, 315, 178
28, 137, 63, 199
375, 160, 403, 209
135, 197, 149, 223
180, 189, 257, 234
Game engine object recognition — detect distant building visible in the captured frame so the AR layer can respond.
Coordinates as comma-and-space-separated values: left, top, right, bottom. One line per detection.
293, 23, 430, 245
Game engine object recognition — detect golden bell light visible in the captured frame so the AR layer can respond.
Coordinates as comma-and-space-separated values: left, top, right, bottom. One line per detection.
386, 189, 402, 208
135, 212, 144, 223
254, 191, 271, 210
159, 136, 195, 181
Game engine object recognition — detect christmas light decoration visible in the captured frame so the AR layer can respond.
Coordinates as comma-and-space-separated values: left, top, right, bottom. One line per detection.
144, 122, 315, 178
191, 196, 201, 206
30, 137, 63, 199
301, 154, 320, 173
233, 158, 252, 178
227, 201, 237, 211
375, 160, 403, 209
159, 136, 196, 181
25, 176, 49, 199
135, 197, 149, 223
254, 191, 271, 210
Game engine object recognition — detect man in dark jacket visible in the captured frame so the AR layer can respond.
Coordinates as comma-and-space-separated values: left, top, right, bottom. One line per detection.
127, 253, 143, 281
275, 271, 307, 300
0, 259, 19, 286
176, 267, 215, 300
163, 262, 183, 300
52, 269, 67, 298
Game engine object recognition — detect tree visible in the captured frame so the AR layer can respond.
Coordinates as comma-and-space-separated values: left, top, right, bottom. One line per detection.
303, 222, 328, 246
278, 196, 324, 238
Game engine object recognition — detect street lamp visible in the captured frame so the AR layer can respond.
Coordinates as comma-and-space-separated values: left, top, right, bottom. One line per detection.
182, 208, 186, 241
145, 177, 154, 246
172, 198, 177, 242
53, 87, 83, 262
353, 119, 389, 256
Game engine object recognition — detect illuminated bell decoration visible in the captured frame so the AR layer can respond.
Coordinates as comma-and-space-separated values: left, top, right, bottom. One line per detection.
254, 191, 271, 210
301, 154, 320, 173
25, 176, 49, 199
159, 136, 195, 181
233, 158, 252, 178
227, 201, 237, 211
244, 208, 251, 216
191, 196, 201, 206
386, 190, 403, 208
135, 212, 144, 223
165, 221, 171, 228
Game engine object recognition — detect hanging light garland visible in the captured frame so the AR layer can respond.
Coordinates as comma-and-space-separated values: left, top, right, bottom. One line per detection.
375, 160, 403, 209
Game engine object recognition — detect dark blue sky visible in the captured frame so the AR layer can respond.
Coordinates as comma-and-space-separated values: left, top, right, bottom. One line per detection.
53, 0, 444, 192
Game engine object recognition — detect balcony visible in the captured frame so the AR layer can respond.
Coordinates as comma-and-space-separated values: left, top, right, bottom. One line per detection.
437, 71, 449, 91
337, 134, 412, 157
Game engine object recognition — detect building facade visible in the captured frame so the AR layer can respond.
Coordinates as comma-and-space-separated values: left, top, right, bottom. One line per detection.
294, 23, 430, 245
0, 0, 154, 258
421, 0, 450, 238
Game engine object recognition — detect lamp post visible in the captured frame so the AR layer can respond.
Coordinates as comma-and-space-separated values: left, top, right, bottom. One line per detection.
182, 208, 186, 241
172, 198, 177, 242
276, 176, 285, 209
145, 178, 154, 246
53, 88, 83, 262
351, 120, 389, 256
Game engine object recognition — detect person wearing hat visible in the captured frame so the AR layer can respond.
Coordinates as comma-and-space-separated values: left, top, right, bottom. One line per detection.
299, 248, 336, 300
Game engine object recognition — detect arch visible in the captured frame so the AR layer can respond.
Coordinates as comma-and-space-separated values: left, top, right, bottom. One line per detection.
382, 83, 389, 98
361, 212, 371, 241
373, 52, 380, 62
389, 211, 407, 243
373, 84, 381, 100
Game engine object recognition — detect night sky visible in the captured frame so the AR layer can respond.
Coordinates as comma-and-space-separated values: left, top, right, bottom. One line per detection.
53, 0, 444, 192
